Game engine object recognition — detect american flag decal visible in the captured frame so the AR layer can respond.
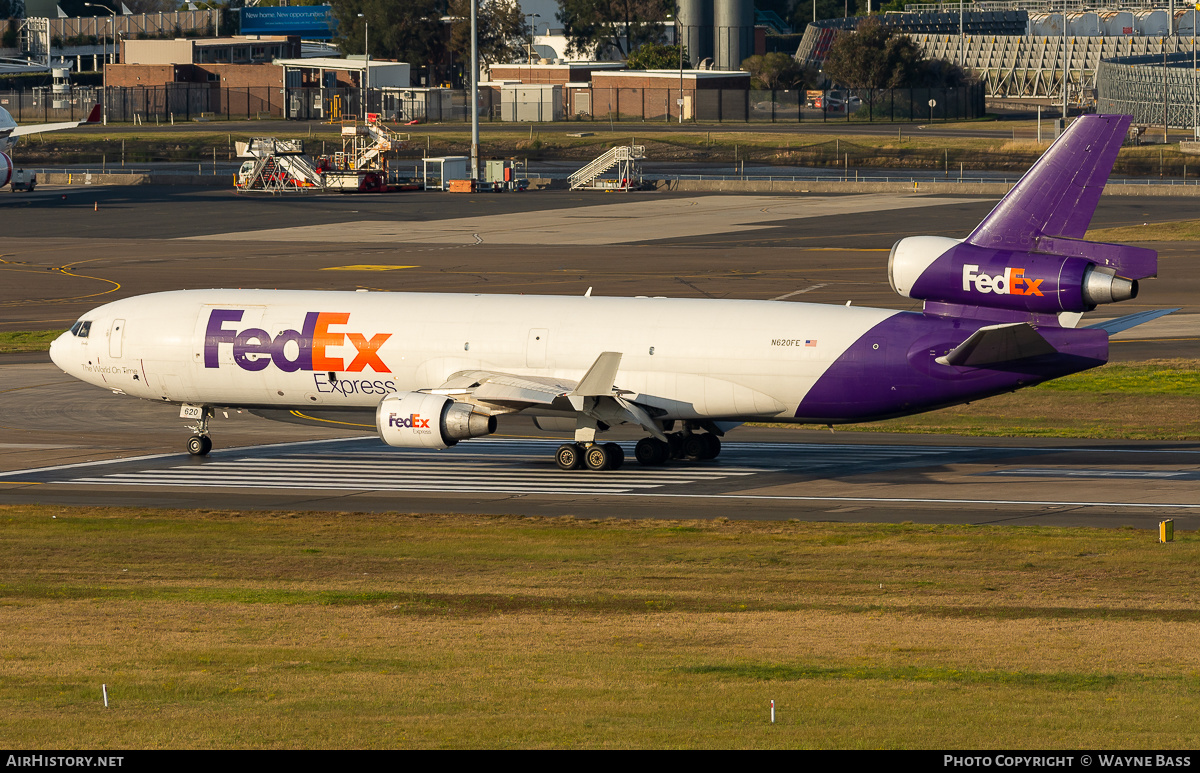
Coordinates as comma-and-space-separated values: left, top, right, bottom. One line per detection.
805, 339, 817, 347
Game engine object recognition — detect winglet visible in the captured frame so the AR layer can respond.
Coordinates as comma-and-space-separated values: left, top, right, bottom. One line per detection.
571, 352, 622, 397
83, 104, 102, 124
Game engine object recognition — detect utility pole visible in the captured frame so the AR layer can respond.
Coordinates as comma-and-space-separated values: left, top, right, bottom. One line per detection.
470, 0, 479, 182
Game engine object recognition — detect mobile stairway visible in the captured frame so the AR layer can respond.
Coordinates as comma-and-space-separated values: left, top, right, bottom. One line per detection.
234, 138, 324, 193
568, 144, 645, 190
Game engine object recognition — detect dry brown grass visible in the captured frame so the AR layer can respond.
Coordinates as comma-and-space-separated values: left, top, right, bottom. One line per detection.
2, 507, 1200, 748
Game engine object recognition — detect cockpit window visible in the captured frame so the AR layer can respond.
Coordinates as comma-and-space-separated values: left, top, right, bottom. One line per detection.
70, 320, 92, 338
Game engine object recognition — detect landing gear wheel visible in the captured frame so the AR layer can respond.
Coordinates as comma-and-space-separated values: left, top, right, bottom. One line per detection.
584, 444, 610, 471
187, 435, 212, 457
700, 433, 722, 460
682, 434, 707, 461
603, 442, 625, 470
556, 443, 584, 470
635, 437, 669, 466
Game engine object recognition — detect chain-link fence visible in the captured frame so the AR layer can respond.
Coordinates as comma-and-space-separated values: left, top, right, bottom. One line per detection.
0, 83, 986, 124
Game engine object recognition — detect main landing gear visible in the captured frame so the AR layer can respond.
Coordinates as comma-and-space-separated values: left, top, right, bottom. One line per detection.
634, 432, 721, 466
556, 442, 626, 471
555, 432, 721, 471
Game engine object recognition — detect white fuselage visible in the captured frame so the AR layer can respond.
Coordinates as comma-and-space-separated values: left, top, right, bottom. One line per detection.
49, 289, 900, 421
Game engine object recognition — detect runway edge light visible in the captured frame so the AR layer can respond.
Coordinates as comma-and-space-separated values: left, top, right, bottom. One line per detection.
1160, 519, 1174, 543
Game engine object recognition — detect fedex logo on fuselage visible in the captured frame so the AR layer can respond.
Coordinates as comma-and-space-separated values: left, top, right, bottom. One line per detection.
962, 264, 1044, 296
204, 309, 391, 373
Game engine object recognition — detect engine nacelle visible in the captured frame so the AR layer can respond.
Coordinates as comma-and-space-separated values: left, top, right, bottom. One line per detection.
889, 236, 1137, 314
376, 391, 497, 449
0, 153, 11, 189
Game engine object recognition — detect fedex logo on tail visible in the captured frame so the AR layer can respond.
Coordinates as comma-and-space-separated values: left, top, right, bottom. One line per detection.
204, 309, 391, 373
962, 264, 1044, 297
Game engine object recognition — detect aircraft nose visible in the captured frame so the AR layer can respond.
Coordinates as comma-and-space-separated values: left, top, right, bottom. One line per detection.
48, 330, 71, 371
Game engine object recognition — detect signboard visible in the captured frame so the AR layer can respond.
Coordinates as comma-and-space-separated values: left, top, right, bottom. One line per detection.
240, 6, 337, 39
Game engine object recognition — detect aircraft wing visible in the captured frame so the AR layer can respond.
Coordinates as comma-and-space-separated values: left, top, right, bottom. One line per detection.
432, 353, 668, 441
11, 104, 102, 138
966, 114, 1132, 251
434, 369, 576, 406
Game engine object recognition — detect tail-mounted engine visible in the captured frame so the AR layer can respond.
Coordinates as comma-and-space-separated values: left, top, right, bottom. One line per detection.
376, 391, 497, 449
889, 235, 1153, 314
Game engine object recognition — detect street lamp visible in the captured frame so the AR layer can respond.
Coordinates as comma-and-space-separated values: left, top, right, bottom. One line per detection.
84, 1, 116, 126
357, 13, 369, 116
525, 14, 540, 65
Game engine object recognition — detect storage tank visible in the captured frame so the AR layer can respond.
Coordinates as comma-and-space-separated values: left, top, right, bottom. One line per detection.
1099, 11, 1135, 36
1134, 10, 1169, 36
1175, 10, 1197, 37
677, 0, 713, 69
1031, 12, 1064, 37
1067, 12, 1100, 37
714, 0, 754, 71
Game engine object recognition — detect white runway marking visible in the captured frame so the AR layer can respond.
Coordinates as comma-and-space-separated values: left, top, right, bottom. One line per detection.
60, 441, 769, 496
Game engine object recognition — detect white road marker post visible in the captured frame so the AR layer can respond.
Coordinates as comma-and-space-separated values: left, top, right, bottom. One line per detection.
102, 684, 108, 707
770, 699, 775, 723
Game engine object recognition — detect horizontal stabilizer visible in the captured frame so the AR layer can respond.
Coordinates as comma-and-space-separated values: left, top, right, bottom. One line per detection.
1083, 308, 1178, 336
1033, 236, 1158, 280
936, 322, 1056, 367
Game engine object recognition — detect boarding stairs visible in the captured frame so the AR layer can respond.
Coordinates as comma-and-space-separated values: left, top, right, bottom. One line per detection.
235, 137, 324, 193
569, 144, 645, 190
337, 115, 409, 170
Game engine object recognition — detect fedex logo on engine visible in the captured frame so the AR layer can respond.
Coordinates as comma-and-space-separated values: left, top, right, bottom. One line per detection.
388, 413, 430, 429
962, 264, 1044, 296
204, 309, 391, 373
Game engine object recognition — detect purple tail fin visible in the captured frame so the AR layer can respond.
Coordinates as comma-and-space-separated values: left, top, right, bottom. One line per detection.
966, 115, 1131, 251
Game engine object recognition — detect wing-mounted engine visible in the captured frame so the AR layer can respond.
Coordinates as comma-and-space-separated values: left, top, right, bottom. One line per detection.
888, 235, 1152, 315
0, 153, 11, 188
376, 391, 497, 449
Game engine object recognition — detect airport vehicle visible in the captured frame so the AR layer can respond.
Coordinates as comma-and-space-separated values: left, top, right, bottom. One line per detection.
49, 114, 1170, 471
0, 103, 100, 189
9, 168, 35, 192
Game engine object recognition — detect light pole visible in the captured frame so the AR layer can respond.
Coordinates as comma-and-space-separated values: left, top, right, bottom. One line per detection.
470, 0, 478, 182
357, 13, 369, 116
84, 2, 116, 126
525, 13, 540, 66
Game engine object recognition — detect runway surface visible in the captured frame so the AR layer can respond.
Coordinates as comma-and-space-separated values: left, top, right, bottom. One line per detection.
1, 184, 1197, 524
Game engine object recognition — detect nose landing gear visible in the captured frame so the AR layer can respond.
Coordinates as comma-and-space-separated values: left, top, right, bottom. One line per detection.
182, 404, 214, 457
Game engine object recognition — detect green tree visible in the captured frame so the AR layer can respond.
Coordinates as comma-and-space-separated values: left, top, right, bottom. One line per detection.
448, 0, 528, 64
330, 0, 444, 71
741, 51, 808, 90
556, 0, 672, 59
626, 41, 687, 70
823, 17, 966, 89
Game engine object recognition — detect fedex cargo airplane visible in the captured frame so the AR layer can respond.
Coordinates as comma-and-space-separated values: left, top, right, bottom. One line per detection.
49, 115, 1171, 471
0, 102, 101, 187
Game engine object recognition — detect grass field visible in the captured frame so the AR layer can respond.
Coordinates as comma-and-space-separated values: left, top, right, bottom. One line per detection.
0, 329, 63, 354
22, 123, 1200, 176
2, 505, 1198, 749
836, 360, 1200, 440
